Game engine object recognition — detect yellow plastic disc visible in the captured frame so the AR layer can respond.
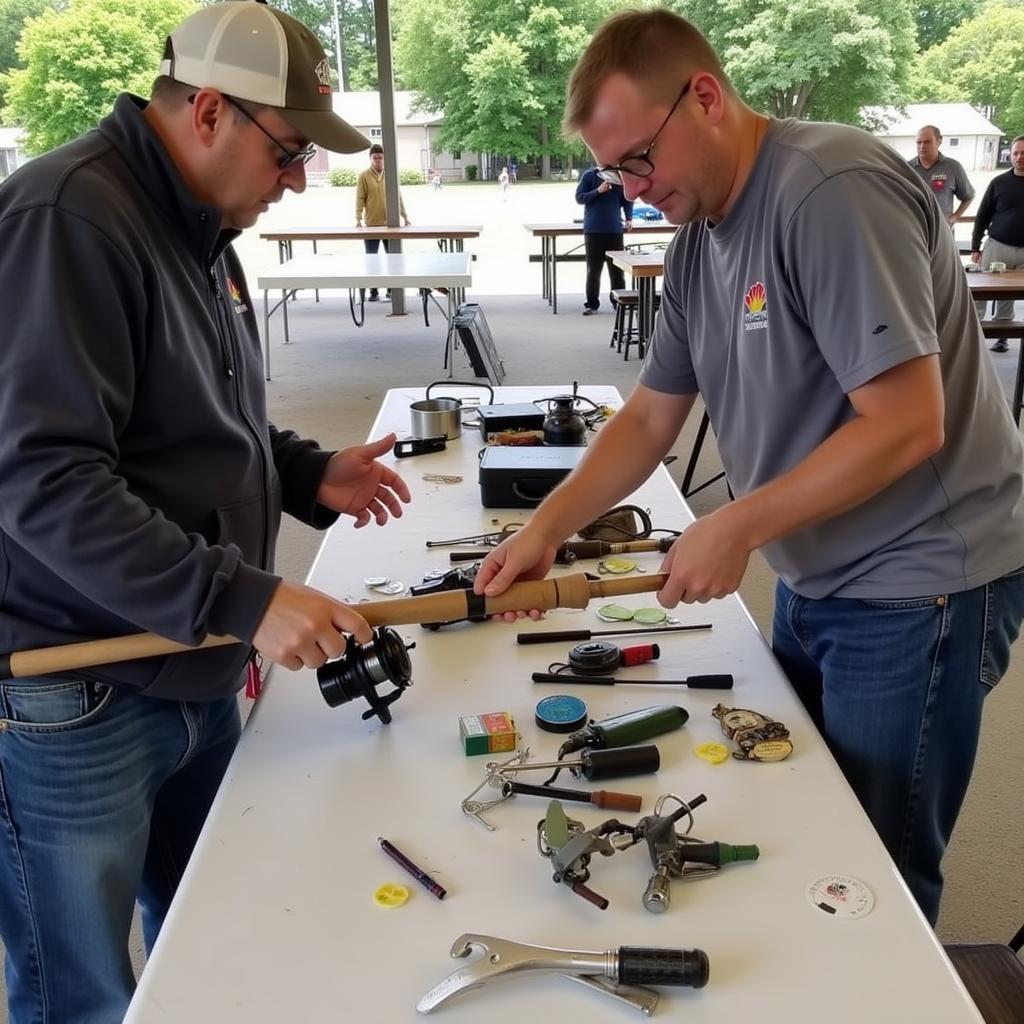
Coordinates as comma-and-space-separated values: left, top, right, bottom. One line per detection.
373, 882, 410, 908
695, 741, 730, 765
599, 557, 638, 575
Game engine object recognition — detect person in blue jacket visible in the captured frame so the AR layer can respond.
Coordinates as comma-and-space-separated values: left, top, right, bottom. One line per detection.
576, 166, 633, 314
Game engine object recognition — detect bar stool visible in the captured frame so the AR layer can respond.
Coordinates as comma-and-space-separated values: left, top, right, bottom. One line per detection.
944, 924, 1024, 1024
610, 290, 639, 356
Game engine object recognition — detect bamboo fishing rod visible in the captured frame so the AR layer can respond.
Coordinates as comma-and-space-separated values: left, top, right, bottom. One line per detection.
0, 572, 670, 681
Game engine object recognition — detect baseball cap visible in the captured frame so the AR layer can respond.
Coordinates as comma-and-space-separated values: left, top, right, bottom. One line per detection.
159, 1, 369, 154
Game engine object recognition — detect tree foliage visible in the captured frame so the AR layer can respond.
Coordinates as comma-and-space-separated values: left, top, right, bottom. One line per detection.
393, 0, 616, 161
0, 0, 55, 112
912, 2, 1024, 135
673, 0, 916, 124
914, 0, 983, 50
2, 0, 195, 153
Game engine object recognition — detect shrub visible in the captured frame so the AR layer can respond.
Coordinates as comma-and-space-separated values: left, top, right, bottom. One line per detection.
465, 164, 478, 181
399, 170, 425, 185
329, 168, 358, 187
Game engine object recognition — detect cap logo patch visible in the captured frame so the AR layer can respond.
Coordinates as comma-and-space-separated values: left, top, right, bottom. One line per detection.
315, 58, 332, 94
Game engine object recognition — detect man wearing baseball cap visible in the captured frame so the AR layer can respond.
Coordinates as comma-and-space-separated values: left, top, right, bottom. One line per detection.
0, 4, 410, 1021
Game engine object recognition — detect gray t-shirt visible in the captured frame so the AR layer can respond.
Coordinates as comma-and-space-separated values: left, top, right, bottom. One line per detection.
909, 153, 975, 218
641, 118, 1024, 599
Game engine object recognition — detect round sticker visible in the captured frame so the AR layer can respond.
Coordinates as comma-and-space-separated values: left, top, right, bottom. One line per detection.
807, 874, 874, 919
373, 882, 410, 908
694, 741, 730, 765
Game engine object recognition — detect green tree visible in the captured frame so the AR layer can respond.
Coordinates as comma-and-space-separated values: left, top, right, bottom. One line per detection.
394, 0, 614, 176
914, 0, 983, 50
674, 0, 916, 125
0, 0, 55, 111
2, 0, 195, 154
912, 2, 1024, 135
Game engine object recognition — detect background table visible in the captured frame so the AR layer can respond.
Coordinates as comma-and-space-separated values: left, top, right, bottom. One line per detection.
125, 385, 981, 1023
257, 252, 472, 379
607, 249, 665, 350
524, 223, 675, 314
966, 269, 1024, 423
261, 225, 483, 263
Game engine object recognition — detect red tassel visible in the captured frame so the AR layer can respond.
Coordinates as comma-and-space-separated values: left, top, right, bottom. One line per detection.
245, 654, 264, 699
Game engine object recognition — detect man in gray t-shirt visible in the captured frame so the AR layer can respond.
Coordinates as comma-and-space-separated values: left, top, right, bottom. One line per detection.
909, 125, 974, 224
474, 9, 1024, 927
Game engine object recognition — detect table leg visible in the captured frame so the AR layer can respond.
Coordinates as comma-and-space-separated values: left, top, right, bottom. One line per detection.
1013, 334, 1024, 426
282, 288, 291, 345
444, 289, 456, 378
551, 236, 559, 314
263, 288, 271, 381
312, 240, 320, 303
638, 276, 655, 355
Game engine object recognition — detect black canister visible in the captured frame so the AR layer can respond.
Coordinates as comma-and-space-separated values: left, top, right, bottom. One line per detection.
543, 395, 588, 446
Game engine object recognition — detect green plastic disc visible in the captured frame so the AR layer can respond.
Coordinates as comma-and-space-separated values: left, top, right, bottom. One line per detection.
633, 607, 668, 624
596, 603, 636, 622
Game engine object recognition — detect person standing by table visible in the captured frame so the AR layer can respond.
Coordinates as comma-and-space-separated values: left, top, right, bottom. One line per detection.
575, 164, 633, 315
355, 142, 410, 300
476, 8, 1024, 927
0, 4, 411, 1022
971, 135, 1024, 350
909, 125, 974, 228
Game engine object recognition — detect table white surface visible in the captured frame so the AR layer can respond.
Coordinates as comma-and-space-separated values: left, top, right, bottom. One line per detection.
125, 386, 982, 1024
257, 252, 473, 379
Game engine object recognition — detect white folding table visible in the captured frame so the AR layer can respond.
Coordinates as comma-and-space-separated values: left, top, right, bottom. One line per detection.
125, 385, 982, 1024
257, 252, 473, 379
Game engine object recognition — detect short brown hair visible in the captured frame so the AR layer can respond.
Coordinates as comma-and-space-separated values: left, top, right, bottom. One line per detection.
369, 143, 384, 156
563, 9, 732, 138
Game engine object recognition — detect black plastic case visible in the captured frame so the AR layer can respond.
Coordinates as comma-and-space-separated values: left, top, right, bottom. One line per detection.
476, 403, 546, 440
478, 446, 586, 508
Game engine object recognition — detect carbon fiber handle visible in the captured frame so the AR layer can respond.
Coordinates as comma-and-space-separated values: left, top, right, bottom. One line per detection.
617, 947, 709, 988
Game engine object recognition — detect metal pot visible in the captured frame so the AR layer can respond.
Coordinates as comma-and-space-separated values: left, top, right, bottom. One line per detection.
409, 381, 494, 440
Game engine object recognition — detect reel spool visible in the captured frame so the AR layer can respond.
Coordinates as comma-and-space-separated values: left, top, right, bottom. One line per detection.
567, 640, 660, 675
316, 627, 416, 724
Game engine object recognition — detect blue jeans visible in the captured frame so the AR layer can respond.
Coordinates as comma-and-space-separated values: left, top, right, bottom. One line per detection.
0, 680, 241, 1024
772, 568, 1024, 925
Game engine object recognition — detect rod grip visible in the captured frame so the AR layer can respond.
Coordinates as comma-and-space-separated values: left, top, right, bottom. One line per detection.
517, 629, 590, 645
685, 674, 734, 689
590, 789, 643, 811
617, 947, 709, 988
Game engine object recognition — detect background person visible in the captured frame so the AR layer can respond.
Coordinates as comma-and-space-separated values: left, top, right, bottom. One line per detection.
971, 135, 1024, 349
909, 125, 974, 226
355, 142, 410, 300
0, 4, 411, 1021
477, 7, 1024, 928
575, 164, 633, 315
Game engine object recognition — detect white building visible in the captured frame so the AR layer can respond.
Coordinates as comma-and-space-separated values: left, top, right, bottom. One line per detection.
326, 91, 467, 181
0, 127, 28, 180
865, 102, 1002, 171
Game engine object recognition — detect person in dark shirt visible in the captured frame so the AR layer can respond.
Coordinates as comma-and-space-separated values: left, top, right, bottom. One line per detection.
971, 135, 1024, 348
0, 4, 410, 1021
575, 166, 633, 314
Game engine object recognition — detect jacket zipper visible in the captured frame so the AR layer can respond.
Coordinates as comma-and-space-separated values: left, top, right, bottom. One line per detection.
209, 264, 273, 571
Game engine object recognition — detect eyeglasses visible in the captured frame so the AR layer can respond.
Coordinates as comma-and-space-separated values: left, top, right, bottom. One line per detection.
597, 79, 691, 185
223, 95, 317, 169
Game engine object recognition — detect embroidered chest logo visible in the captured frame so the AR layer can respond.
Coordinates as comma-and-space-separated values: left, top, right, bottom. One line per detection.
226, 277, 248, 315
743, 281, 768, 332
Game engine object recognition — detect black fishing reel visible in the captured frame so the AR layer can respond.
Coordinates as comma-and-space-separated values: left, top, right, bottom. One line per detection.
316, 627, 415, 724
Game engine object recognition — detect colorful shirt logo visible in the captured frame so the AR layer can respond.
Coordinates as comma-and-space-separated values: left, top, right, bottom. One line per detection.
743, 281, 768, 332
226, 277, 248, 315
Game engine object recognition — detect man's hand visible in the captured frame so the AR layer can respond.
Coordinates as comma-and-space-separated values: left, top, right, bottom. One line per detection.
971, 250, 982, 265
597, 181, 611, 194
253, 580, 372, 670
656, 509, 752, 606
474, 525, 558, 622
625, 219, 633, 232
356, 220, 363, 228
403, 216, 411, 226
317, 434, 411, 527
947, 213, 959, 226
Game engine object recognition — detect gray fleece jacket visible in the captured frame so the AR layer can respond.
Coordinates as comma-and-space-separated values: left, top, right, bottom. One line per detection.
0, 94, 338, 699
